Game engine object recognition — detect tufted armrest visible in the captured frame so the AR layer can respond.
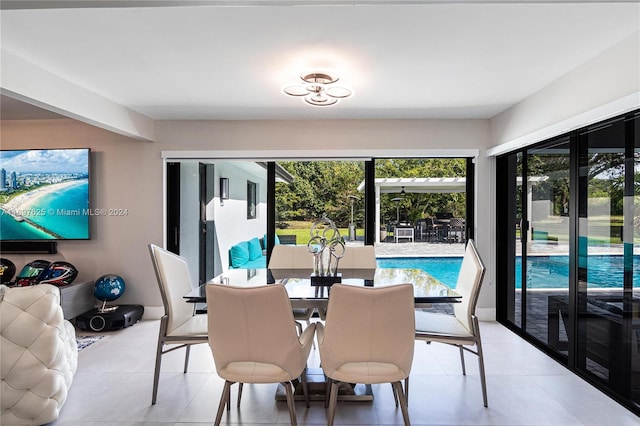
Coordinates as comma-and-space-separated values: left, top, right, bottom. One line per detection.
1, 284, 78, 425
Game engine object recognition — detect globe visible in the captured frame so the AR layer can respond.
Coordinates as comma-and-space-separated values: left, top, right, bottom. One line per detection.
94, 274, 125, 302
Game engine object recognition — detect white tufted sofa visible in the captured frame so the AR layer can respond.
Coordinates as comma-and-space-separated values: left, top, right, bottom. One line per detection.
1, 284, 78, 425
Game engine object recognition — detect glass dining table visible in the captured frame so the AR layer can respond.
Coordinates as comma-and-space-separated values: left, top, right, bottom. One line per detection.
184, 267, 460, 402
183, 267, 461, 309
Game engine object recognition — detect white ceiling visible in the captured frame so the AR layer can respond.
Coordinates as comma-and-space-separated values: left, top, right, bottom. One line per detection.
1, 1, 639, 122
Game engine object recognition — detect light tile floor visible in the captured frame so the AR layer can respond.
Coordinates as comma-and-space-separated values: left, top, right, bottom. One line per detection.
51, 319, 639, 425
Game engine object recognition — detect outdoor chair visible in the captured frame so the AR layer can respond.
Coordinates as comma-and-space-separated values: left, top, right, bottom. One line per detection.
447, 217, 465, 243
206, 284, 316, 426
148, 244, 208, 405
426, 217, 444, 242
317, 283, 415, 426
414, 239, 488, 407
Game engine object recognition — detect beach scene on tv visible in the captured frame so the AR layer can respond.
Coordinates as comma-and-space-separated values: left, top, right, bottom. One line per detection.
0, 148, 90, 240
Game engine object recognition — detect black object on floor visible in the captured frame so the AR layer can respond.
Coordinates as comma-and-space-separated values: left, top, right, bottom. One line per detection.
76, 305, 144, 332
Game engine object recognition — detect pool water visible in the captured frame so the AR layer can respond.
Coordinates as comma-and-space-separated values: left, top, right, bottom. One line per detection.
377, 257, 462, 288
377, 255, 640, 289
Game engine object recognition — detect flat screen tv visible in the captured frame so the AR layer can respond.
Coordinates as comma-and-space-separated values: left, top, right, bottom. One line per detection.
0, 148, 90, 241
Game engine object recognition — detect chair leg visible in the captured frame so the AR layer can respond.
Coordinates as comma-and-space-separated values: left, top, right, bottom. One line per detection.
215, 381, 232, 426
324, 379, 331, 408
301, 368, 310, 408
392, 381, 410, 426
151, 317, 168, 405
307, 319, 316, 349
327, 381, 340, 426
405, 376, 409, 406
282, 381, 297, 426
151, 339, 164, 405
473, 318, 488, 407
183, 344, 191, 373
391, 383, 399, 407
237, 383, 243, 407
458, 345, 466, 375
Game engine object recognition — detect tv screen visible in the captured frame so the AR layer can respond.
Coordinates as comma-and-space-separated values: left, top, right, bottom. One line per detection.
0, 148, 90, 241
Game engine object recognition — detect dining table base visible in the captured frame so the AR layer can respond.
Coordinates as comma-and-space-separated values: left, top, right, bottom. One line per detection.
275, 368, 374, 402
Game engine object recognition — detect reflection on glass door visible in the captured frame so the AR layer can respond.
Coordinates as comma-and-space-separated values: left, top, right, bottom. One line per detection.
578, 117, 639, 404
526, 139, 571, 348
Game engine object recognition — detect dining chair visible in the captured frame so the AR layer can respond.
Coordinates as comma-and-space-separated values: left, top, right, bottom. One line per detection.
206, 283, 316, 426
414, 239, 488, 407
148, 244, 209, 405
317, 283, 415, 426
337, 244, 377, 269
313, 244, 378, 321
269, 244, 315, 335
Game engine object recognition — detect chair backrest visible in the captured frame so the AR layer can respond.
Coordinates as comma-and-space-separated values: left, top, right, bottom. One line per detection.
268, 244, 314, 269
206, 284, 303, 376
450, 217, 465, 228
321, 283, 415, 376
453, 239, 486, 333
148, 244, 197, 333
338, 245, 377, 269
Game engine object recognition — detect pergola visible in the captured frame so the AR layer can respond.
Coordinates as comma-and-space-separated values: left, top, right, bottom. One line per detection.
357, 177, 466, 242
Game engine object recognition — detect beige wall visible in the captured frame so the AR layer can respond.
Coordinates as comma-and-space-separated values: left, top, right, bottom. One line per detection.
1, 119, 164, 307
1, 118, 493, 317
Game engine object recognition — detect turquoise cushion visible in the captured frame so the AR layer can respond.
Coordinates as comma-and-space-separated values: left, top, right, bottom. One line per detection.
230, 242, 250, 267
248, 237, 262, 260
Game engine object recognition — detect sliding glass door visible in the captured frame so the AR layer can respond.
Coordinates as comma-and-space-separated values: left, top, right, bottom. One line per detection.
576, 116, 639, 401
496, 110, 640, 414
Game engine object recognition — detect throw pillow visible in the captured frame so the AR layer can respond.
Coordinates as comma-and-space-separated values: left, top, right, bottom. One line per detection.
230, 242, 250, 267
248, 238, 262, 260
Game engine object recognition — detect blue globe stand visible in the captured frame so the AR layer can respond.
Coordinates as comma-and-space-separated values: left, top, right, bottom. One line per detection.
94, 274, 126, 313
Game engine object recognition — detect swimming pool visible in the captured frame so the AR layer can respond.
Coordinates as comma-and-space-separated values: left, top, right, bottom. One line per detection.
377, 257, 462, 288
377, 255, 640, 289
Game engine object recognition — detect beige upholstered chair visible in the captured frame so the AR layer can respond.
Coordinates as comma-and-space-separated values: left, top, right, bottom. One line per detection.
269, 244, 315, 332
268, 244, 314, 269
337, 244, 377, 269
415, 239, 488, 407
148, 244, 208, 405
317, 283, 415, 426
206, 284, 316, 426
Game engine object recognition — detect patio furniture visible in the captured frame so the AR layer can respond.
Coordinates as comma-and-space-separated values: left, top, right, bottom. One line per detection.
447, 217, 465, 243
394, 226, 414, 243
414, 239, 488, 407
426, 217, 444, 242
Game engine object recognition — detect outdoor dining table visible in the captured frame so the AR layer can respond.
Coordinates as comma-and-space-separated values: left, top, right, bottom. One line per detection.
183, 267, 460, 402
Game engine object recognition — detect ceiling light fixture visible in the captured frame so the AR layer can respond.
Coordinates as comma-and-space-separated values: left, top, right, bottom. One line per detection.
283, 71, 352, 107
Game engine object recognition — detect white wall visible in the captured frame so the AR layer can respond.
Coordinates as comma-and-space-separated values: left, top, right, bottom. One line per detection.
489, 32, 640, 153
213, 161, 268, 271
